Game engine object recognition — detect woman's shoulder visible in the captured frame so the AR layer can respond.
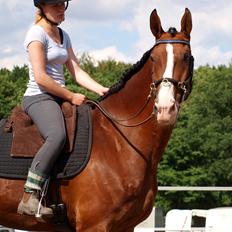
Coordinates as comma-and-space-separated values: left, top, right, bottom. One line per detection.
27, 24, 44, 34
25, 24, 46, 39
24, 24, 47, 49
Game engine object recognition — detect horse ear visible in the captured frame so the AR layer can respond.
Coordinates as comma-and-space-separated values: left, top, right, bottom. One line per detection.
181, 8, 192, 37
150, 9, 164, 39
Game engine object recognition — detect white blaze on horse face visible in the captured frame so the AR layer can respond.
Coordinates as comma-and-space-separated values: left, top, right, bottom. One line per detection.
158, 44, 175, 106
163, 44, 174, 78
156, 44, 178, 125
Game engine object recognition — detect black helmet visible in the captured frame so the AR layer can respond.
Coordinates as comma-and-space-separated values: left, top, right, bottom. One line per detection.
34, 0, 71, 8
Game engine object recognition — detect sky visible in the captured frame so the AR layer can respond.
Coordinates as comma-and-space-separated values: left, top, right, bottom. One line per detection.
0, 0, 232, 69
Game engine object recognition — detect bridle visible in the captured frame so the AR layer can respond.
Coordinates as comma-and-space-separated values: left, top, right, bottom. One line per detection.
151, 39, 194, 102
87, 39, 194, 127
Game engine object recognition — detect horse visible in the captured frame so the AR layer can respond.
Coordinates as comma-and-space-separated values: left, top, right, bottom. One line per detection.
0, 8, 193, 232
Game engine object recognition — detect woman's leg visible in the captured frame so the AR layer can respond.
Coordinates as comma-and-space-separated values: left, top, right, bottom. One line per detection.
18, 95, 66, 216
26, 98, 66, 177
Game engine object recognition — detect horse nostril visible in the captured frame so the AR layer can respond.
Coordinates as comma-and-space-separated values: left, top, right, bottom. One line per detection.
169, 102, 176, 114
153, 103, 158, 114
170, 98, 175, 103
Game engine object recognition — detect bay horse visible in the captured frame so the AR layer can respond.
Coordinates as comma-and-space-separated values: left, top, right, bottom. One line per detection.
0, 8, 193, 232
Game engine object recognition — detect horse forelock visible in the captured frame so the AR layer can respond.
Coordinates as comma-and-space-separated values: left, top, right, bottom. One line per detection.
168, 27, 177, 37
98, 47, 153, 102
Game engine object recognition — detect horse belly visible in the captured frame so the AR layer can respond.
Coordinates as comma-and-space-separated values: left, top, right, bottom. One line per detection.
0, 179, 24, 211
0, 179, 23, 228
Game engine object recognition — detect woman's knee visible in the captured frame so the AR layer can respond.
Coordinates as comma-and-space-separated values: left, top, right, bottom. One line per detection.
47, 129, 66, 148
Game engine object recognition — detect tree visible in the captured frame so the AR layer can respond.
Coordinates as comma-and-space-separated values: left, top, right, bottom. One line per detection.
0, 65, 28, 118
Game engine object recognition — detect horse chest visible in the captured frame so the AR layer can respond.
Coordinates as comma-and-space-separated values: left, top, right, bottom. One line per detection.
114, 181, 155, 230
120, 171, 155, 209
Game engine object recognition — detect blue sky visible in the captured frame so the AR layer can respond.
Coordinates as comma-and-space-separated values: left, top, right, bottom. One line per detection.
0, 0, 232, 69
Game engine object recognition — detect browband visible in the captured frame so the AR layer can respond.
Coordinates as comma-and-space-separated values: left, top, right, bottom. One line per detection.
155, 39, 190, 46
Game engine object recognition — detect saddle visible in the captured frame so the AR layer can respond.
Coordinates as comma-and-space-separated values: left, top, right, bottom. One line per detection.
4, 102, 76, 157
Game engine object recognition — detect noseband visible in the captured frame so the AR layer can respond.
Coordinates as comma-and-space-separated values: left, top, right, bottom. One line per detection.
151, 39, 194, 102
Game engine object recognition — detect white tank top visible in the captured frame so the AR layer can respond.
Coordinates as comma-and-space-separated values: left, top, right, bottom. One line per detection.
24, 24, 72, 96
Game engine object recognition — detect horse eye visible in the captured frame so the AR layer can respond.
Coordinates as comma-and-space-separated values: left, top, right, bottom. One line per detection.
184, 53, 191, 61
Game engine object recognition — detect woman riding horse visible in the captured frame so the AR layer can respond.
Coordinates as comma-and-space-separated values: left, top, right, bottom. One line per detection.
17, 0, 108, 217
0, 7, 193, 232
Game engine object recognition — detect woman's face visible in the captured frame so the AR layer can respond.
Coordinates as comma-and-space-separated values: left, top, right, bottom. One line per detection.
42, 2, 66, 24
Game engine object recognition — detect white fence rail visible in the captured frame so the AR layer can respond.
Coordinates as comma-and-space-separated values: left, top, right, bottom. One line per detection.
158, 186, 232, 191
135, 228, 206, 232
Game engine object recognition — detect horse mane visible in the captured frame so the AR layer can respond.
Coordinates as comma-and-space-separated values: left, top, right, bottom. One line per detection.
99, 47, 153, 102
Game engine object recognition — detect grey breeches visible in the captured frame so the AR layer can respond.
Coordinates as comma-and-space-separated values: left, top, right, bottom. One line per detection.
22, 94, 66, 176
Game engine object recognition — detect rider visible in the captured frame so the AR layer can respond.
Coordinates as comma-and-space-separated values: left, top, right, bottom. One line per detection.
17, 0, 109, 217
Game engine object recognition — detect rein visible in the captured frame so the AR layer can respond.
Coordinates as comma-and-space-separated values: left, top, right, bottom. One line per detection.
86, 86, 155, 128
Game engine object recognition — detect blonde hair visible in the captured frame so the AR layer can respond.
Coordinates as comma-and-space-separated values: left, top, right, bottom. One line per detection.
35, 9, 44, 24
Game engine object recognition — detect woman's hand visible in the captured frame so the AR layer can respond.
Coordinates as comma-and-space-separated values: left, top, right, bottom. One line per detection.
71, 93, 86, 105
97, 87, 109, 96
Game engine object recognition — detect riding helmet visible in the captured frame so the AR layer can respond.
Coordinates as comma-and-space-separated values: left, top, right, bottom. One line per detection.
34, 0, 71, 7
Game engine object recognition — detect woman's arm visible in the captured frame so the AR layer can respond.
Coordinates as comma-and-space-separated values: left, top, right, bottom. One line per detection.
28, 41, 86, 105
65, 47, 109, 96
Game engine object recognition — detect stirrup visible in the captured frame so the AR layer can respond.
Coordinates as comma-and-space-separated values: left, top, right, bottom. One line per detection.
35, 178, 50, 219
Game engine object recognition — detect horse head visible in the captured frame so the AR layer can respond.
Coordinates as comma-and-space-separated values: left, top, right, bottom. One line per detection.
150, 8, 194, 126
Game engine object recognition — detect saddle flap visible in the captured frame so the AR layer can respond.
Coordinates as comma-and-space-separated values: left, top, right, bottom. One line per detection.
62, 102, 77, 153
7, 102, 77, 158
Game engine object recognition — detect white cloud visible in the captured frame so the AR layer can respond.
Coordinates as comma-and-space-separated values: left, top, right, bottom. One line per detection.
93, 0, 134, 12
191, 3, 232, 44
2, 0, 21, 10
2, 48, 13, 54
118, 1, 187, 60
0, 0, 231, 70
87, 46, 133, 64
194, 45, 232, 67
0, 54, 26, 70
68, 0, 136, 21
119, 0, 232, 67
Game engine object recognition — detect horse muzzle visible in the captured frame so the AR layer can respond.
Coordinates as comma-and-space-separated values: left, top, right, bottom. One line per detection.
154, 101, 179, 126
152, 80, 180, 126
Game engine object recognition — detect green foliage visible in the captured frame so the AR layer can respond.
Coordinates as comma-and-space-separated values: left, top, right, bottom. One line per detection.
1, 56, 232, 214
0, 65, 28, 118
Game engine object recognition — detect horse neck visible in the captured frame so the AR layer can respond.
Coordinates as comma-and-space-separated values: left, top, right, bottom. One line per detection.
101, 60, 153, 118
98, 60, 159, 161
99, 59, 174, 170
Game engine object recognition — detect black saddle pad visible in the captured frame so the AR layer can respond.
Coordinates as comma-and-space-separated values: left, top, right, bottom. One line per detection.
0, 104, 92, 180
